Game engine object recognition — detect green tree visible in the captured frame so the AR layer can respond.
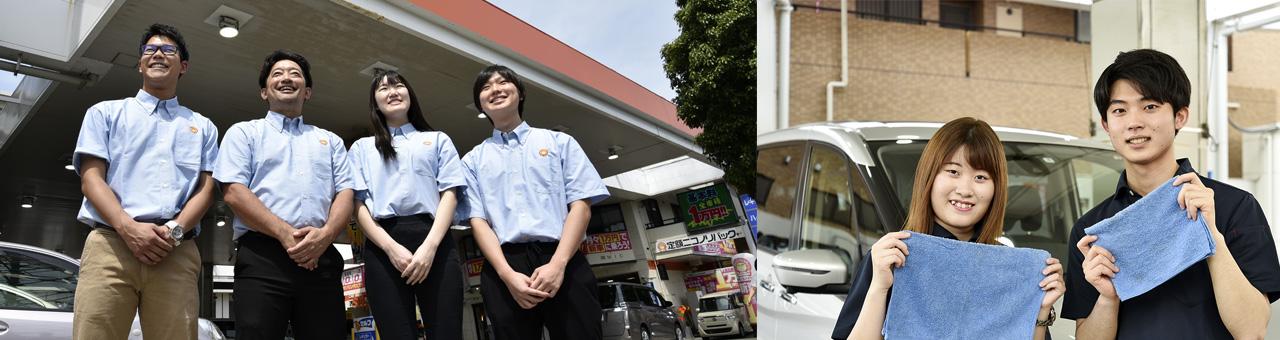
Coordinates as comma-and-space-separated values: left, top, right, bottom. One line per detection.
662, 0, 755, 194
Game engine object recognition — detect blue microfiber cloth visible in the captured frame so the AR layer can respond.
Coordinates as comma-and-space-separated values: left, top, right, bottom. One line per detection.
883, 231, 1049, 340
1083, 178, 1217, 301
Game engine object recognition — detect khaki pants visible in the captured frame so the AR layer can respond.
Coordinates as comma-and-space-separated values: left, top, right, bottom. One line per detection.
72, 228, 201, 340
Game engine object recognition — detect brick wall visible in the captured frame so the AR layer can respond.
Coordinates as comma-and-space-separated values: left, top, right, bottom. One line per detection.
787, 7, 1091, 138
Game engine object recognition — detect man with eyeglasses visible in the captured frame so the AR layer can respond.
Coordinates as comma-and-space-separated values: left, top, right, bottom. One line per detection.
71, 23, 218, 340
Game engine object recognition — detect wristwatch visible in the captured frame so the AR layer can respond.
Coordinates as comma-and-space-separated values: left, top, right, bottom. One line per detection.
164, 220, 184, 247
1036, 306, 1056, 327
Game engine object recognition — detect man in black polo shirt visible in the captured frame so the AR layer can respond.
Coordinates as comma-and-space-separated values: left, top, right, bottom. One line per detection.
1064, 48, 1280, 339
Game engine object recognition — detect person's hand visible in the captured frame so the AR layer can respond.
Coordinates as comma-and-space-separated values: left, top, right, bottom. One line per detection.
402, 245, 436, 285
385, 244, 413, 274
1173, 173, 1220, 238
529, 260, 567, 297
501, 271, 551, 309
1077, 235, 1118, 300
1040, 257, 1065, 309
118, 220, 173, 265
287, 226, 332, 270
868, 231, 911, 290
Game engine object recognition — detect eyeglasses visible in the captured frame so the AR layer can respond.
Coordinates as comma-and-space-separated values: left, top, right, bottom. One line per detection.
141, 44, 179, 56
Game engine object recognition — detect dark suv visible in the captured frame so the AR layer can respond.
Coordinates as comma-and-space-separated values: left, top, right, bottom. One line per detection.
599, 282, 684, 340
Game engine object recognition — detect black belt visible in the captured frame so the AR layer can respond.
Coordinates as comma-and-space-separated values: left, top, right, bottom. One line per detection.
500, 241, 559, 254
374, 213, 435, 226
94, 218, 197, 241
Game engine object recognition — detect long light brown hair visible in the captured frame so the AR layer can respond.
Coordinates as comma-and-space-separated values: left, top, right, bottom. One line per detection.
902, 117, 1007, 245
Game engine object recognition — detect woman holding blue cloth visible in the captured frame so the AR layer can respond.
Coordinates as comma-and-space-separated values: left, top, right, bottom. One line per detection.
349, 70, 465, 339
832, 117, 1065, 340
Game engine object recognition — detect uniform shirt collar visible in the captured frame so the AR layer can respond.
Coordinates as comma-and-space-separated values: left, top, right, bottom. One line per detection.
1115, 158, 1197, 200
134, 89, 180, 116
390, 122, 417, 137
266, 111, 304, 133
492, 121, 532, 145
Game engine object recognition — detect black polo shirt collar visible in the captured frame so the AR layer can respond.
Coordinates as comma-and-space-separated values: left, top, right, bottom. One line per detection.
1114, 158, 1197, 200
928, 220, 982, 242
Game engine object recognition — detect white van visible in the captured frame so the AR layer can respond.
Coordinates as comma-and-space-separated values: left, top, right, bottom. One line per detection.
755, 121, 1124, 339
695, 290, 753, 338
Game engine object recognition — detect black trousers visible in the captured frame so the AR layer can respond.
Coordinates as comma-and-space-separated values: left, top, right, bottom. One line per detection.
232, 231, 345, 340
480, 242, 601, 340
364, 214, 464, 340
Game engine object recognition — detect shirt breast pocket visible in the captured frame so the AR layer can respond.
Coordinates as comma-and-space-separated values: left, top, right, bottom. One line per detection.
413, 143, 438, 179
173, 126, 203, 172
530, 145, 563, 200
311, 139, 333, 184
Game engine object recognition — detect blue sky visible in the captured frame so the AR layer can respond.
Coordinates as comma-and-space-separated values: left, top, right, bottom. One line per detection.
486, 0, 680, 101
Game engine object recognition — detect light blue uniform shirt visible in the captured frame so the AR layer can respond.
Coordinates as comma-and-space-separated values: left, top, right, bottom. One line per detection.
73, 89, 219, 234
350, 123, 466, 220
461, 122, 610, 244
213, 111, 354, 239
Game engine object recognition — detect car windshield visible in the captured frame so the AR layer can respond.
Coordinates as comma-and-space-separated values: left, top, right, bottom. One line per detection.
870, 141, 1125, 261
699, 296, 733, 311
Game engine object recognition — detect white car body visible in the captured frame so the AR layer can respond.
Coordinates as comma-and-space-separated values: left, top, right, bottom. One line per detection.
756, 121, 1123, 340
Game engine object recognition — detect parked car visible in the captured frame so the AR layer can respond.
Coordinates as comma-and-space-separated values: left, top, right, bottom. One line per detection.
599, 282, 684, 340
694, 290, 753, 339
755, 121, 1125, 340
0, 240, 225, 339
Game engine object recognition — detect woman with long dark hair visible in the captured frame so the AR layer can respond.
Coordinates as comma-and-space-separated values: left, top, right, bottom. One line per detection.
348, 70, 465, 339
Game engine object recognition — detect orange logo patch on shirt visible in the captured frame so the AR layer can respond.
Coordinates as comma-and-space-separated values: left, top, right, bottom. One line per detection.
423, 140, 432, 146
538, 148, 549, 157
319, 139, 329, 146
189, 126, 198, 134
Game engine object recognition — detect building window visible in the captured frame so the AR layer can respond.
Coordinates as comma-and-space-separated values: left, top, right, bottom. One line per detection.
939, 0, 978, 30
587, 204, 627, 234
856, 0, 922, 25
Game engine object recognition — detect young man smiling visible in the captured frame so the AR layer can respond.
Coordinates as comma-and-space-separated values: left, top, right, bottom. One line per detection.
1064, 49, 1280, 339
71, 23, 218, 340
461, 65, 610, 340
214, 50, 354, 340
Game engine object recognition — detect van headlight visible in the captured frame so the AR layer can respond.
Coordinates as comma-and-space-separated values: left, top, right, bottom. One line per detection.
726, 314, 736, 319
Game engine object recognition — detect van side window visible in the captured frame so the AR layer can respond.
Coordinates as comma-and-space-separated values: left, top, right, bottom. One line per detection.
598, 285, 619, 307
798, 145, 857, 263
756, 144, 805, 253
646, 290, 664, 307
622, 285, 645, 304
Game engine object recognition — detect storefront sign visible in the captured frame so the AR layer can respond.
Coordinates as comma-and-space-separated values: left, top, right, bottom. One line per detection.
342, 266, 368, 309
582, 231, 637, 265
655, 227, 743, 253
684, 267, 739, 294
342, 266, 364, 291
465, 258, 484, 278
353, 315, 378, 340
733, 253, 757, 323
583, 231, 633, 253
677, 183, 740, 233
691, 240, 737, 257
740, 194, 758, 239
